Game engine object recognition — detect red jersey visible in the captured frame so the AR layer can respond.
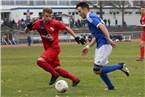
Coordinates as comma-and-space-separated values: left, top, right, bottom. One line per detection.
141, 14, 145, 32
32, 19, 67, 50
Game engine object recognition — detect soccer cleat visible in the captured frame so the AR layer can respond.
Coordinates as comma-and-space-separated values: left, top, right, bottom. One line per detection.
104, 86, 116, 91
136, 57, 144, 61
119, 62, 129, 76
72, 78, 80, 87
49, 73, 59, 85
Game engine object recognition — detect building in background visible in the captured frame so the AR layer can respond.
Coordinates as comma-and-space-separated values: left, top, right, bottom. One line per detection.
0, 0, 143, 26
1, 0, 144, 45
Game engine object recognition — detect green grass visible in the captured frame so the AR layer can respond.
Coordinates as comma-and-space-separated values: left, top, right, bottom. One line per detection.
1, 42, 145, 97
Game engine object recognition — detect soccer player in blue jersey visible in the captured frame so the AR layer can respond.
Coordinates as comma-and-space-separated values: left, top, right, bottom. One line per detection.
76, 2, 129, 90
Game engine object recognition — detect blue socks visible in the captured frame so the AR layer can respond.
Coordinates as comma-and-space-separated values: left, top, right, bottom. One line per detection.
99, 63, 122, 88
100, 73, 114, 88
101, 63, 122, 74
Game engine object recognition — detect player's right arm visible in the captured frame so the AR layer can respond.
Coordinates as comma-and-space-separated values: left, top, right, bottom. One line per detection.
24, 27, 30, 33
24, 22, 36, 33
86, 37, 96, 48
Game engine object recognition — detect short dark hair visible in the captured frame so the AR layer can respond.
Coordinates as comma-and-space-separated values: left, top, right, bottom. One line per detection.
42, 7, 53, 15
76, 2, 89, 10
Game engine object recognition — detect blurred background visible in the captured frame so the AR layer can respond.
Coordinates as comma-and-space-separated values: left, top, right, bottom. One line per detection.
1, 0, 145, 45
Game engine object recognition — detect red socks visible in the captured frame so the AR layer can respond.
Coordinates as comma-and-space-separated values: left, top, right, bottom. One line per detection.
37, 60, 77, 81
55, 68, 77, 81
37, 60, 58, 76
140, 46, 144, 59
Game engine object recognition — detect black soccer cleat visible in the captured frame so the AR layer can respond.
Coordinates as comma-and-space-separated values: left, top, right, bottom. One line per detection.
104, 86, 116, 91
119, 62, 129, 76
49, 73, 59, 85
136, 57, 144, 61
72, 78, 80, 87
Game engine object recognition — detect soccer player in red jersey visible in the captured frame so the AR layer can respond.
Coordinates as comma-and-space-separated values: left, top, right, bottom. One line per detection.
136, 7, 145, 61
24, 7, 86, 86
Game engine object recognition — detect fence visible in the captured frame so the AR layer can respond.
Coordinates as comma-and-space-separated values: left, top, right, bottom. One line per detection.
1, 27, 142, 45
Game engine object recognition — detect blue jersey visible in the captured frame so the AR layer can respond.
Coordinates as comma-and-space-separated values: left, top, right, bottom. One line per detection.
86, 12, 109, 48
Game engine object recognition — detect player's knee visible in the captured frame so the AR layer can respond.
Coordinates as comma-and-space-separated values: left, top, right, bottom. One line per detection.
54, 66, 60, 70
93, 64, 102, 74
140, 41, 145, 47
37, 57, 46, 66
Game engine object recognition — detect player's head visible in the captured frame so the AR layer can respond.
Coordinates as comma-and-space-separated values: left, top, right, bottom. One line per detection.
140, 7, 145, 16
76, 2, 90, 19
42, 7, 53, 23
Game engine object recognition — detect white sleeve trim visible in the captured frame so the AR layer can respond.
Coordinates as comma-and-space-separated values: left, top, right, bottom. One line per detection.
97, 23, 102, 28
86, 12, 91, 22
87, 16, 93, 23
143, 24, 145, 27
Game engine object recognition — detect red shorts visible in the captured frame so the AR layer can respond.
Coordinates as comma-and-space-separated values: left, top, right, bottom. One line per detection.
41, 47, 60, 68
141, 32, 145, 41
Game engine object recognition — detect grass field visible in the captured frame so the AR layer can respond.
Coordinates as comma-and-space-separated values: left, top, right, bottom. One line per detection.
1, 42, 145, 97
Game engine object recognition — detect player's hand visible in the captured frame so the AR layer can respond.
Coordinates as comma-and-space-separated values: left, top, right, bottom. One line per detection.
75, 36, 80, 44
81, 47, 89, 56
26, 22, 35, 30
75, 36, 86, 45
137, 24, 145, 28
137, 24, 141, 27
110, 42, 116, 48
109, 39, 116, 48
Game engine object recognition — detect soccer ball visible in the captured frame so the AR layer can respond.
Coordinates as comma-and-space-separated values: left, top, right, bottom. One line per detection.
55, 80, 68, 93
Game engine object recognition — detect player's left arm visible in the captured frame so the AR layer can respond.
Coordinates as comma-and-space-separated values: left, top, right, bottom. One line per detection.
65, 26, 78, 38
57, 21, 77, 38
137, 24, 145, 28
98, 24, 116, 48
57, 21, 85, 45
65, 26, 86, 45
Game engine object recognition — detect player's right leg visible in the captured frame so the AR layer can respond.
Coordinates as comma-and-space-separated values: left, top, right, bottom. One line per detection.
37, 57, 59, 85
37, 48, 61, 85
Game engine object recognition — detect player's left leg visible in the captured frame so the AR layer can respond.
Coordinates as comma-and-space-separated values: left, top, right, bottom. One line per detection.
94, 45, 129, 75
93, 45, 115, 90
94, 44, 129, 90
55, 67, 80, 87
137, 32, 145, 61
100, 73, 115, 90
140, 41, 144, 59
94, 45, 121, 73
137, 40, 145, 61
53, 57, 80, 87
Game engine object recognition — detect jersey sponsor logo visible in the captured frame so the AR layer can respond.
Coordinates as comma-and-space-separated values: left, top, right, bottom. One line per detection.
41, 34, 53, 41
50, 27, 54, 31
